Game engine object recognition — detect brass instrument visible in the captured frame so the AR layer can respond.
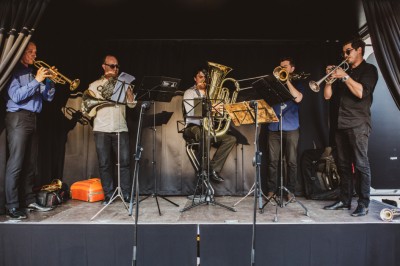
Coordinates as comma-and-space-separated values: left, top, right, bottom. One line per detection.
309, 59, 349, 92
203, 62, 240, 137
33, 60, 80, 91
81, 90, 113, 118
273, 66, 310, 82
380, 208, 400, 222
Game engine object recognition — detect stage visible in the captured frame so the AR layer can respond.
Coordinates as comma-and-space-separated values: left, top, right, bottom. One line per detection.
1, 195, 399, 266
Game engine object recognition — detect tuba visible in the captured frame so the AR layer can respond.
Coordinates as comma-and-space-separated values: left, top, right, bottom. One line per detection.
203, 62, 240, 137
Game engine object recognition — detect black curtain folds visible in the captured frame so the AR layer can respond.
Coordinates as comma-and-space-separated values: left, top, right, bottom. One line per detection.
362, 0, 400, 110
0, 0, 50, 92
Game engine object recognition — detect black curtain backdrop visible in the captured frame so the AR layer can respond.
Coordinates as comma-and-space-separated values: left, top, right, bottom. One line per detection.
29, 39, 341, 196
362, 0, 400, 110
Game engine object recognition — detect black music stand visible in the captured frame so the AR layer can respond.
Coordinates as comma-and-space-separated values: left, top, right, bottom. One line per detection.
253, 76, 309, 222
134, 76, 182, 215
225, 100, 279, 208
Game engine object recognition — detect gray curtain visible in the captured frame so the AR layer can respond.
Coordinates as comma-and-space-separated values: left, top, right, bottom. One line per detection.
362, 0, 400, 109
0, 0, 50, 92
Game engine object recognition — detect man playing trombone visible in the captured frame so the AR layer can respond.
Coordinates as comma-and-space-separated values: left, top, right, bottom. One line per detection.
323, 38, 378, 217
4, 42, 55, 219
266, 57, 304, 203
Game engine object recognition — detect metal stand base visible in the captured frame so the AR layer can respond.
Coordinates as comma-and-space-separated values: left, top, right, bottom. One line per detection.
233, 182, 275, 207
181, 171, 236, 213
140, 193, 179, 216
91, 186, 129, 221
261, 186, 309, 222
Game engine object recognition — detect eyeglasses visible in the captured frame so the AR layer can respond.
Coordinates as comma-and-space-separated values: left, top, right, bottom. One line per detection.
343, 48, 354, 56
104, 63, 120, 69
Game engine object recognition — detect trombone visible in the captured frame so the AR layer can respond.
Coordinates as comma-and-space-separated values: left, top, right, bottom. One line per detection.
273, 66, 310, 83
33, 60, 80, 91
309, 59, 349, 92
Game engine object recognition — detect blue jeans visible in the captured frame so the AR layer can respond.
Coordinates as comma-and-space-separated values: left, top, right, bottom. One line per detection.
335, 124, 371, 207
5, 111, 37, 209
94, 131, 131, 197
267, 129, 299, 193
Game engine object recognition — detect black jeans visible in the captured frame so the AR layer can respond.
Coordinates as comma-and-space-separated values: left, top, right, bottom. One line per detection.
266, 129, 299, 194
5, 111, 37, 209
183, 125, 236, 173
335, 123, 371, 207
94, 131, 131, 198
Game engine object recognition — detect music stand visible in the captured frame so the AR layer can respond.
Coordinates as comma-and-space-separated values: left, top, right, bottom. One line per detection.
134, 76, 181, 215
225, 100, 279, 208
253, 76, 309, 222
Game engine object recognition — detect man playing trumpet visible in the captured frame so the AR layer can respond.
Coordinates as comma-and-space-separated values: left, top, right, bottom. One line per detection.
323, 38, 378, 217
4, 41, 56, 219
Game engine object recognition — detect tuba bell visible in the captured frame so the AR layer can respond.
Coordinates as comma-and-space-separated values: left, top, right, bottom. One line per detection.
203, 62, 240, 137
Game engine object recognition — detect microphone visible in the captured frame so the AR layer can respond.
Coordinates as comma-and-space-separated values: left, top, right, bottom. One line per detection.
141, 101, 151, 110
249, 100, 257, 109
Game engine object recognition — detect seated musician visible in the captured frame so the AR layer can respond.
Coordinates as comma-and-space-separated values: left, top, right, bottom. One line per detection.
182, 66, 236, 182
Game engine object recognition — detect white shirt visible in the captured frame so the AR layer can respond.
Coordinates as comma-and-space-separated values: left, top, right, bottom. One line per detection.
88, 77, 136, 132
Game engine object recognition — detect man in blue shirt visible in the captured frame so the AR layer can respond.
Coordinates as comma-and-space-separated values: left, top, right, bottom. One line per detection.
4, 42, 56, 219
266, 57, 303, 203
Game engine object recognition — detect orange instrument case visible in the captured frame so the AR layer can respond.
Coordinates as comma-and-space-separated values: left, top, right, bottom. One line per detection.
70, 178, 105, 202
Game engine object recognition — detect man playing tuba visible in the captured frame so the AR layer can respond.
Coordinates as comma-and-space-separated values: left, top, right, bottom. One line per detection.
183, 66, 236, 182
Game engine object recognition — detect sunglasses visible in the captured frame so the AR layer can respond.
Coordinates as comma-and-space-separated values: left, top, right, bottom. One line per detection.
343, 48, 354, 56
104, 63, 120, 69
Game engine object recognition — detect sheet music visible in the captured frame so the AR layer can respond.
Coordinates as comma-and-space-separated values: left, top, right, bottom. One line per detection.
110, 72, 135, 103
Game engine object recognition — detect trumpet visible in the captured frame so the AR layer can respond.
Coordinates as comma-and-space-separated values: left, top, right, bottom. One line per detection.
380, 208, 400, 222
309, 59, 349, 92
273, 66, 310, 83
33, 60, 80, 91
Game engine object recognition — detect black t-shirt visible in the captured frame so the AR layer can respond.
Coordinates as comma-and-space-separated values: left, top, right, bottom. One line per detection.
334, 60, 378, 129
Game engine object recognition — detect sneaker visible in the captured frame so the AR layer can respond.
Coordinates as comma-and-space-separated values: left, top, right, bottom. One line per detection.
27, 203, 52, 212
102, 196, 113, 205
7, 208, 27, 219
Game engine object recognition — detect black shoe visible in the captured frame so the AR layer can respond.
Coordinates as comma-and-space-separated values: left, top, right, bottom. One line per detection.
27, 203, 52, 212
351, 204, 369, 217
123, 195, 131, 203
7, 208, 27, 220
209, 171, 224, 182
323, 201, 351, 210
102, 196, 113, 205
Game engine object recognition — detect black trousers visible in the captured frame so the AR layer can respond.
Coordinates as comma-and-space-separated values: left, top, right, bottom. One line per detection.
94, 131, 131, 198
266, 129, 299, 194
183, 125, 236, 173
5, 111, 37, 209
335, 124, 371, 207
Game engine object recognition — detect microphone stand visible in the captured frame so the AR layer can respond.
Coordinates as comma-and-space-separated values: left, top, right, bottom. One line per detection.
129, 101, 150, 266
250, 100, 261, 266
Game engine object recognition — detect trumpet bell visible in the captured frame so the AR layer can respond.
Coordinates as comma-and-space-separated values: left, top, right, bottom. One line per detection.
309, 81, 320, 92
70, 79, 80, 91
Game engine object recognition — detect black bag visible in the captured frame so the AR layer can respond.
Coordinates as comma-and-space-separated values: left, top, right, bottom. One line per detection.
301, 147, 340, 200
35, 179, 70, 207
36, 191, 62, 207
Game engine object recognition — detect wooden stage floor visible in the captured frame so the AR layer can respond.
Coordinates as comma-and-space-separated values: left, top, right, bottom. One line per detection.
1, 195, 398, 224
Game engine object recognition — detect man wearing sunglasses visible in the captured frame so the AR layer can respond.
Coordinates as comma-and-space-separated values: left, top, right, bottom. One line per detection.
323, 38, 378, 217
87, 55, 136, 205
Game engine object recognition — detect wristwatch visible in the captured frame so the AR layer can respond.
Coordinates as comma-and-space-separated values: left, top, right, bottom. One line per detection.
342, 75, 350, 82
